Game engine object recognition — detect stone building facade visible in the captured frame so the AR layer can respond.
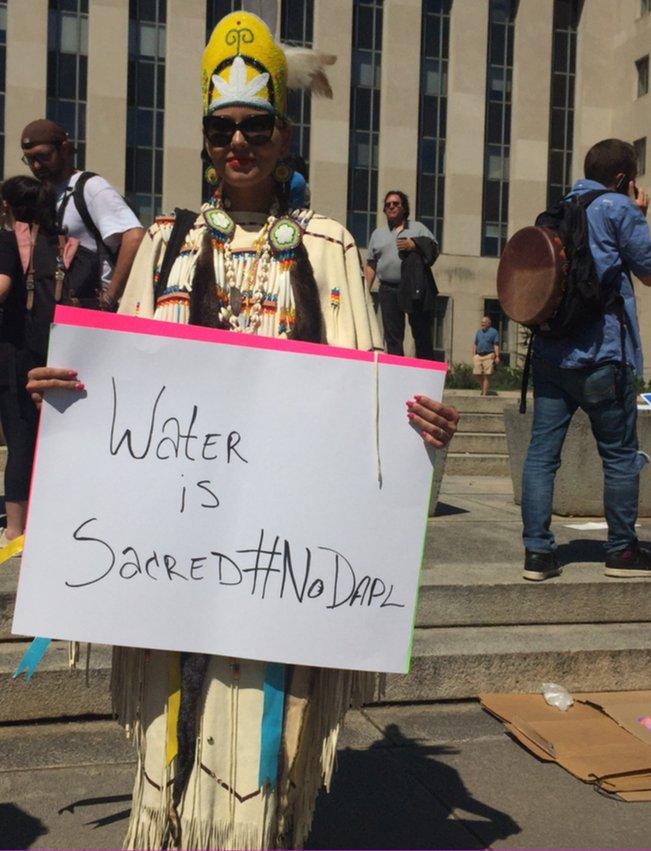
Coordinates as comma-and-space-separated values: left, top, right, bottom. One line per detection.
2, 0, 650, 375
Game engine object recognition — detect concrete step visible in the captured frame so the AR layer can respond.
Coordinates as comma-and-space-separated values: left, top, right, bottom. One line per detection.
385, 622, 651, 701
8, 624, 651, 717
0, 558, 20, 640
453, 432, 507, 454
0, 641, 112, 722
456, 413, 505, 434
443, 393, 515, 414
446, 452, 510, 476
416, 563, 651, 627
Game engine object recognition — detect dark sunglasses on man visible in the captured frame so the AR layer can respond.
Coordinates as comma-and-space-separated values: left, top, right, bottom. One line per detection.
385, 200, 402, 209
203, 113, 280, 147
21, 144, 62, 166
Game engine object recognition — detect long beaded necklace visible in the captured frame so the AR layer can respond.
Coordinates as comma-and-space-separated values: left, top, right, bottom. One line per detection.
203, 189, 304, 336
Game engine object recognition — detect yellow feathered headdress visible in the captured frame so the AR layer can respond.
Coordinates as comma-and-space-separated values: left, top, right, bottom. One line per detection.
201, 11, 335, 117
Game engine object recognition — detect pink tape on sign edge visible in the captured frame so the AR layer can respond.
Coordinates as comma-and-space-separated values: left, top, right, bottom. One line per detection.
52, 306, 448, 373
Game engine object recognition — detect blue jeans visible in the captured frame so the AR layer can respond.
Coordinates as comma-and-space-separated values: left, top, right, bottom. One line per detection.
522, 360, 646, 555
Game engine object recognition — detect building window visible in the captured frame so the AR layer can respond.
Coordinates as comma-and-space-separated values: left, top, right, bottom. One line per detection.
204, 1, 242, 199
416, 0, 450, 249
481, 0, 515, 257
206, 0, 241, 36
281, 0, 314, 172
484, 298, 510, 365
47, 0, 88, 169
347, 0, 383, 248
432, 295, 450, 361
637, 55, 649, 97
0, 1, 6, 179
634, 137, 647, 176
641, 0, 650, 16
547, 0, 579, 206
126, 0, 166, 226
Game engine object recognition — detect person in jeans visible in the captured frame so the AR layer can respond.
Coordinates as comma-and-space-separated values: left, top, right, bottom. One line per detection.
364, 191, 438, 359
521, 138, 651, 581
473, 316, 500, 395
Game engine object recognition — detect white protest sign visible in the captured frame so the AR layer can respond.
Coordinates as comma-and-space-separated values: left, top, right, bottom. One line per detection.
13, 308, 446, 673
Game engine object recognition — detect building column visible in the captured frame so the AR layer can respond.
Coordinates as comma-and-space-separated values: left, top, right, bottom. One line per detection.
162, 0, 205, 213
508, 0, 554, 236
573, 0, 618, 181
309, 0, 353, 224
86, 0, 130, 192
443, 0, 488, 257
376, 0, 421, 226
4, 0, 48, 178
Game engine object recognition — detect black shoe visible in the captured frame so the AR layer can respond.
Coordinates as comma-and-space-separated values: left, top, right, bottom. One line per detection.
604, 543, 651, 577
522, 550, 562, 582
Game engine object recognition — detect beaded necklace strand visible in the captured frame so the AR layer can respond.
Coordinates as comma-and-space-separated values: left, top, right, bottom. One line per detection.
202, 188, 305, 336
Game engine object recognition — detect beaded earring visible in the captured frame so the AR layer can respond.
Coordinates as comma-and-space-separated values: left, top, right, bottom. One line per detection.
273, 161, 292, 184
204, 163, 220, 186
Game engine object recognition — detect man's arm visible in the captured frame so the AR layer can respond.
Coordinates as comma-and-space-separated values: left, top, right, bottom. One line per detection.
619, 181, 651, 286
364, 261, 376, 292
101, 226, 145, 308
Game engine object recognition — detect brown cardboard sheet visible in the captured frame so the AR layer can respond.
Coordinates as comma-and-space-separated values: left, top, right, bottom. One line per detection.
576, 691, 651, 747
480, 692, 651, 791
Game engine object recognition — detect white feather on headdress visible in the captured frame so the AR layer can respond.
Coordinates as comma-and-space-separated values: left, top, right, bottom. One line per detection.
282, 47, 337, 98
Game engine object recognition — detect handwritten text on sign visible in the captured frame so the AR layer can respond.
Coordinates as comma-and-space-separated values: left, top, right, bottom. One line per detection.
13, 309, 446, 673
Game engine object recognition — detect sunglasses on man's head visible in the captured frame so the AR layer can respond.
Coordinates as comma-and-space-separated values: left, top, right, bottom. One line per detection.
203, 113, 277, 147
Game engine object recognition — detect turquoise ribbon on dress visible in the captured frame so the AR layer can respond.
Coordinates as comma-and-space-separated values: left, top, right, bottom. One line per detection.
13, 637, 52, 680
258, 662, 285, 789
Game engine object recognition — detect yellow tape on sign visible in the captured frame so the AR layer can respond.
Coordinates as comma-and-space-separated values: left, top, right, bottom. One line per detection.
0, 534, 24, 564
166, 652, 181, 765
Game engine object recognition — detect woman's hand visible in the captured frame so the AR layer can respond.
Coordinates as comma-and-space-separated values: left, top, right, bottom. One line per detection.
407, 395, 459, 449
26, 367, 84, 410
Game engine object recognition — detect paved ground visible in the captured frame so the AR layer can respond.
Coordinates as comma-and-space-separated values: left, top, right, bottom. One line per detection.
2, 701, 651, 850
3, 475, 651, 849
434, 475, 651, 567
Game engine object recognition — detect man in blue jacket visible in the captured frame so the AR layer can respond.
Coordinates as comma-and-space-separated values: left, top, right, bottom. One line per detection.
522, 138, 651, 581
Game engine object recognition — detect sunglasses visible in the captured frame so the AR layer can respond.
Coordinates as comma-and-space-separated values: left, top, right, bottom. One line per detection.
203, 113, 277, 147
21, 144, 62, 166
384, 201, 402, 209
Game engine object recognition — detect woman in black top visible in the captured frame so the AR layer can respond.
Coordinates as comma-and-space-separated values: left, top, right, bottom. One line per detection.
0, 176, 57, 549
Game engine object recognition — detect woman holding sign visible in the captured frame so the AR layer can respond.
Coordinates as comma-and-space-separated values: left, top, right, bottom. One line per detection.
27, 11, 458, 850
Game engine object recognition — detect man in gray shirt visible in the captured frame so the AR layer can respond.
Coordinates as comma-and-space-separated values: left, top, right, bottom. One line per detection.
364, 190, 438, 358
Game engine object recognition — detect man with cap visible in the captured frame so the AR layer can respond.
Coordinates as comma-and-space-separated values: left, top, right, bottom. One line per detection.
20, 119, 144, 310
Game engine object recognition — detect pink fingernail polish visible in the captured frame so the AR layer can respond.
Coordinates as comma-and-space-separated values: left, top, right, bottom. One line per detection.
76, 382, 85, 390
414, 394, 423, 401
421, 431, 429, 439
407, 412, 415, 420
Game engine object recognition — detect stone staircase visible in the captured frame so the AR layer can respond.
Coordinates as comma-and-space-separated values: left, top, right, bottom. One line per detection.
3, 482, 651, 718
444, 391, 511, 476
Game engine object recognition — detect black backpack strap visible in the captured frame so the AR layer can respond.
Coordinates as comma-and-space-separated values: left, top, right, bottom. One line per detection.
519, 333, 534, 414
71, 171, 118, 263
154, 208, 198, 302
575, 188, 613, 209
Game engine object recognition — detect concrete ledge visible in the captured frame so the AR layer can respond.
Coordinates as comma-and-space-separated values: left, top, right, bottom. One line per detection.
446, 453, 510, 476
504, 403, 651, 516
385, 622, 651, 701
416, 563, 651, 627
0, 642, 112, 722
457, 413, 505, 433
454, 432, 507, 453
